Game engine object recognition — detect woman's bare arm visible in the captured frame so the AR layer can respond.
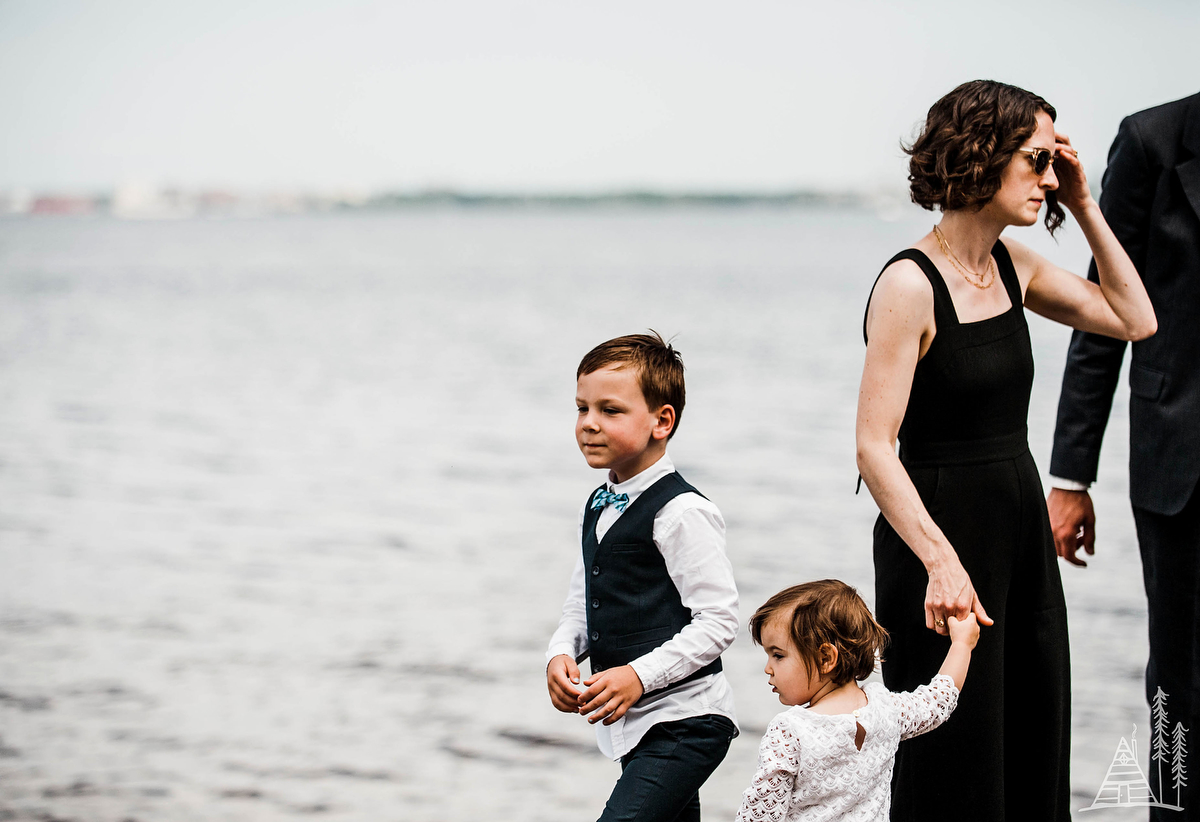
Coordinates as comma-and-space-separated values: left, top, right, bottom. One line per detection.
1016, 137, 1156, 341
857, 261, 993, 635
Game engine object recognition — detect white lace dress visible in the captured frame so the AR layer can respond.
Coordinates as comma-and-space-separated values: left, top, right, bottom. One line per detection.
736, 674, 959, 822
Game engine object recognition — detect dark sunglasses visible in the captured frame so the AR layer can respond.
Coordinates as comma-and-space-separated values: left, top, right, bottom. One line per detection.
1017, 147, 1055, 176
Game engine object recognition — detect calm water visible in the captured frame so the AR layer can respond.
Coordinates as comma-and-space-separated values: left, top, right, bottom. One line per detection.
0, 209, 1153, 820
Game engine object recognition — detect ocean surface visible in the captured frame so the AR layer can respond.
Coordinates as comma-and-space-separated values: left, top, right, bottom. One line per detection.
0, 208, 1158, 820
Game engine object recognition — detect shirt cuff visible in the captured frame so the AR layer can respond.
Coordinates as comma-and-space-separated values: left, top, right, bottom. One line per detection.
546, 643, 581, 669
628, 655, 662, 694
1049, 476, 1091, 492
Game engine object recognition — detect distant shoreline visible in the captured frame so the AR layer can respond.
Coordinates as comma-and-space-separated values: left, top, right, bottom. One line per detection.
0, 188, 905, 219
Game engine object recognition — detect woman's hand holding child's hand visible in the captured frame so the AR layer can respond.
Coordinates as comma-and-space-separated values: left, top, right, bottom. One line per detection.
579, 665, 645, 726
546, 654, 585, 713
925, 557, 993, 636
939, 613, 981, 691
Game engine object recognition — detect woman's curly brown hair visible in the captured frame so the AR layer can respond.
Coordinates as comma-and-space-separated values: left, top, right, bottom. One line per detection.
905, 79, 1065, 234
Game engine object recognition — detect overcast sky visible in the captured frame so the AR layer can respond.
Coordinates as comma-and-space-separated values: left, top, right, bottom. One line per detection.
2, 0, 1197, 193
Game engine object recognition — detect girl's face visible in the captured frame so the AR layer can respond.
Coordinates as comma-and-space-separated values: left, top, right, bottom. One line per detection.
760, 617, 827, 706
987, 110, 1059, 227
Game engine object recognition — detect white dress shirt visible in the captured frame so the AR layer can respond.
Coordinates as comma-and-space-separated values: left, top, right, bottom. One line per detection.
547, 453, 740, 760
1049, 475, 1091, 491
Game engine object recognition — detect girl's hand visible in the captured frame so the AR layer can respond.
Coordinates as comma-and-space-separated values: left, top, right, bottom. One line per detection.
1052, 131, 1092, 214
925, 555, 993, 636
947, 613, 980, 649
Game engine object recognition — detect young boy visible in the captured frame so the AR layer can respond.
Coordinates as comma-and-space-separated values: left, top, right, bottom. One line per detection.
546, 332, 739, 822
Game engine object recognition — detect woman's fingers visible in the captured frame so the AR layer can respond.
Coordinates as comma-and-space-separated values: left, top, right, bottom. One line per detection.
972, 593, 994, 626
926, 570, 984, 634
925, 603, 950, 635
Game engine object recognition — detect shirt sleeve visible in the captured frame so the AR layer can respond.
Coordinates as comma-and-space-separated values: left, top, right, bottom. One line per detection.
628, 494, 739, 694
1049, 476, 1091, 492
892, 674, 960, 740
546, 503, 589, 667
736, 715, 799, 822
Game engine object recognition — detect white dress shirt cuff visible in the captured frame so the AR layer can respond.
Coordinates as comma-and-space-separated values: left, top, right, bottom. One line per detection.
628, 654, 664, 694
1049, 475, 1091, 492
546, 643, 584, 669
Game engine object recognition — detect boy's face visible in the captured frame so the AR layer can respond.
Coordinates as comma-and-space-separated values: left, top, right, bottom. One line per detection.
760, 617, 824, 707
575, 365, 673, 484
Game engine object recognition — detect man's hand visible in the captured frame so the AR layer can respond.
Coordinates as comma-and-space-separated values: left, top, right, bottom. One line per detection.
578, 665, 644, 726
546, 654, 584, 713
1048, 488, 1096, 567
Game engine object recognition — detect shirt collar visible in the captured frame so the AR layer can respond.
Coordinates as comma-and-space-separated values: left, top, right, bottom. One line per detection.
608, 453, 674, 499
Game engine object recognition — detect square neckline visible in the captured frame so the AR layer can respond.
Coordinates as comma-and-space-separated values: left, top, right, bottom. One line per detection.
907, 241, 1022, 328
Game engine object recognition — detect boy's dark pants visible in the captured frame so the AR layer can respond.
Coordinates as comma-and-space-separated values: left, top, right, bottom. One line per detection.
598, 714, 736, 822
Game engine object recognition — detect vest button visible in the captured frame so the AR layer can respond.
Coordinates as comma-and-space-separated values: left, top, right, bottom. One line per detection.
591, 599, 600, 608
591, 631, 600, 641
592, 566, 600, 575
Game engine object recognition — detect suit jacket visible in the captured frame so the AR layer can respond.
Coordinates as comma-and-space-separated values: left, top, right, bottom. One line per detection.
1050, 92, 1200, 516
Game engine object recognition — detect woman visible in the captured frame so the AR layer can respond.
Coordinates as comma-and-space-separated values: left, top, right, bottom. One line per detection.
856, 80, 1155, 820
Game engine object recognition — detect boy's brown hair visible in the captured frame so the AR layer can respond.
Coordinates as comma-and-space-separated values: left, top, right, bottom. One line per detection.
749, 579, 889, 687
576, 331, 686, 439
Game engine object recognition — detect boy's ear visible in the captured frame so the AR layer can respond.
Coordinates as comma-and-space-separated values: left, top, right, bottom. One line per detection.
818, 643, 839, 675
651, 405, 676, 441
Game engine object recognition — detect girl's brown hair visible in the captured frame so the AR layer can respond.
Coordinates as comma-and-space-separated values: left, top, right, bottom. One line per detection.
905, 79, 1065, 235
750, 580, 889, 687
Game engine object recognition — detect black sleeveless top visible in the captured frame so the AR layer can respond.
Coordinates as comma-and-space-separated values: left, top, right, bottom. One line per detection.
864, 241, 1034, 468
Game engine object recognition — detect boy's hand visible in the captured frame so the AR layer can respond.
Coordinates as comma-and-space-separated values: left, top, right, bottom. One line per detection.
947, 613, 980, 650
547, 654, 584, 713
579, 665, 644, 725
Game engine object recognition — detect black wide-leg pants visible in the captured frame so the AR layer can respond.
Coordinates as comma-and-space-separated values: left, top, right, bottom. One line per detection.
874, 452, 1072, 822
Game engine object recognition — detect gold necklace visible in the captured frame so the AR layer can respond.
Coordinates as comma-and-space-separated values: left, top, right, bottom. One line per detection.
933, 225, 996, 290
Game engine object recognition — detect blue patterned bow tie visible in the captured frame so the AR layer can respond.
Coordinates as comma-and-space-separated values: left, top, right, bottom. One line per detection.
591, 488, 630, 512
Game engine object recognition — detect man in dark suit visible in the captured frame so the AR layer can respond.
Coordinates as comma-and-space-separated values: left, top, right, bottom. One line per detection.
1049, 91, 1200, 820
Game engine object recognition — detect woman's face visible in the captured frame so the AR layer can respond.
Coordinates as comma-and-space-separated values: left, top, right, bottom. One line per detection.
988, 110, 1059, 226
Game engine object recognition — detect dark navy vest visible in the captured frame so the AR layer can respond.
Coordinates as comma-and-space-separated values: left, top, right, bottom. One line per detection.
582, 472, 723, 693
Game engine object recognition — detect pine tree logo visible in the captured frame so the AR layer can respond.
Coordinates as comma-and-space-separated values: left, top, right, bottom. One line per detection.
1171, 721, 1189, 810
1081, 689, 1187, 813
1154, 688, 1171, 796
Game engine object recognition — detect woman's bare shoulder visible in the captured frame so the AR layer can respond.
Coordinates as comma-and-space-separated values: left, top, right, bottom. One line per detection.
869, 257, 935, 312
865, 257, 936, 342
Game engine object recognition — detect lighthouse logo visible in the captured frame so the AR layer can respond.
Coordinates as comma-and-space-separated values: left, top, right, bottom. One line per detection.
1081, 688, 1187, 813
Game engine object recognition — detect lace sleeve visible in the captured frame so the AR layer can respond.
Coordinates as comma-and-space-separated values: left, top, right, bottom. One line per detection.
735, 715, 800, 822
893, 673, 960, 740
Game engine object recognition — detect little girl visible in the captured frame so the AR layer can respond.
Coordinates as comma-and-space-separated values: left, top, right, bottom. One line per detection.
736, 579, 978, 822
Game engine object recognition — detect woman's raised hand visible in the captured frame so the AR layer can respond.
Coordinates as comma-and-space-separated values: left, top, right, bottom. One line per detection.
925, 554, 993, 636
1053, 131, 1092, 214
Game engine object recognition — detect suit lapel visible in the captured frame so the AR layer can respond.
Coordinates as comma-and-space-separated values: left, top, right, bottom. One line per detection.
1177, 94, 1200, 222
